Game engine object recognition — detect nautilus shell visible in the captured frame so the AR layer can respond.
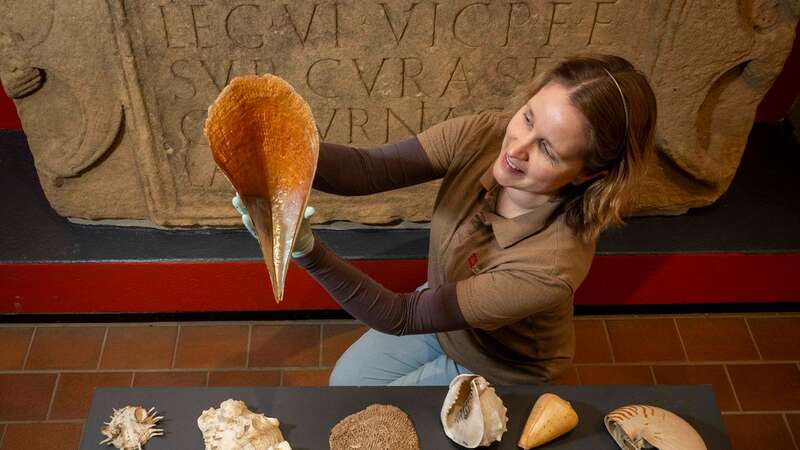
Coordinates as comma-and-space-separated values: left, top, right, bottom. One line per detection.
440, 374, 508, 448
197, 399, 292, 450
604, 404, 707, 450
518, 393, 579, 449
205, 74, 319, 303
99, 405, 163, 450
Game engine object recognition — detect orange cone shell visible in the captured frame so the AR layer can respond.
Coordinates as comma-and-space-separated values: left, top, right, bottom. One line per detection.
518, 393, 579, 449
205, 74, 319, 303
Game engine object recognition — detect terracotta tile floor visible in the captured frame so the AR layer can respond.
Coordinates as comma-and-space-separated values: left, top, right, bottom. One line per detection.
0, 314, 798, 450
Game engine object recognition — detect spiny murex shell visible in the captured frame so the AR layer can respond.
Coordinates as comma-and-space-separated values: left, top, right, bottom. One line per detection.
440, 374, 508, 448
197, 399, 292, 450
518, 393, 579, 449
100, 405, 163, 450
604, 404, 707, 450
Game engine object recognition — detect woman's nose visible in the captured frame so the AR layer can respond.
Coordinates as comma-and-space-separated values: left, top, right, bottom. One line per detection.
507, 136, 532, 160
507, 146, 526, 160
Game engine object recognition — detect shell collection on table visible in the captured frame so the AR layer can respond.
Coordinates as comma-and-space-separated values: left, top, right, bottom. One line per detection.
99, 373, 707, 450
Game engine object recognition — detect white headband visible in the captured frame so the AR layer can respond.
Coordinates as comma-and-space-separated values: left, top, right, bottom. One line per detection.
603, 68, 629, 154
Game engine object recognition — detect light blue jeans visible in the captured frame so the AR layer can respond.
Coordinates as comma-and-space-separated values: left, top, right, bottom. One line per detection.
329, 329, 472, 386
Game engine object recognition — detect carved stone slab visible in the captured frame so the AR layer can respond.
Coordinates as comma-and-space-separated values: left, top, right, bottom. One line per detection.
1, 0, 798, 225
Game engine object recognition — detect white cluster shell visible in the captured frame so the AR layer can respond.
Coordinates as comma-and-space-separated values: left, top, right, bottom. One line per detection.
440, 374, 508, 448
100, 406, 163, 450
197, 399, 292, 450
604, 404, 707, 450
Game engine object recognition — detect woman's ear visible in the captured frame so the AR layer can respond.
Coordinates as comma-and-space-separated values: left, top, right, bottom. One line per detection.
572, 170, 608, 186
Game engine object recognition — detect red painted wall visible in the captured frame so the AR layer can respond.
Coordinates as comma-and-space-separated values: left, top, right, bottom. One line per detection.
755, 21, 800, 122
1, 23, 798, 129
0, 80, 20, 130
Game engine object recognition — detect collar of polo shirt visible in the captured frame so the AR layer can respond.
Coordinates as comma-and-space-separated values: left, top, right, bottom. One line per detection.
479, 166, 563, 248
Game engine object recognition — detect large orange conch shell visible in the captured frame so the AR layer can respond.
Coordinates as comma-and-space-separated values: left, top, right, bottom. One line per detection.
518, 393, 579, 449
205, 74, 319, 302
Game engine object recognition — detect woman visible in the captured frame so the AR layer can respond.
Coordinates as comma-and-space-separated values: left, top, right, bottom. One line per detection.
234, 54, 658, 386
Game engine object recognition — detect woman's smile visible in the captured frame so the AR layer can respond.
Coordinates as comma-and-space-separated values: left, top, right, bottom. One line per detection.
504, 154, 525, 174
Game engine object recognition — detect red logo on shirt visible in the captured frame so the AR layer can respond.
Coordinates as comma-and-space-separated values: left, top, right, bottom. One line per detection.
468, 253, 479, 272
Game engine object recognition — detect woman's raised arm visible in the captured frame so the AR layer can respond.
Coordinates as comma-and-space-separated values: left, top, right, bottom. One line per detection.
313, 137, 444, 196
294, 238, 468, 335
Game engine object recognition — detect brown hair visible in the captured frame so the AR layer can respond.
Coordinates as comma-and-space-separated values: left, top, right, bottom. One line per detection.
506, 54, 658, 242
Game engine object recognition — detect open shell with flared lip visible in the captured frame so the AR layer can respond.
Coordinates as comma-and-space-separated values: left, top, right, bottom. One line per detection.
99, 405, 163, 450
205, 74, 319, 303
440, 374, 508, 448
518, 393, 579, 449
197, 399, 291, 450
604, 404, 707, 450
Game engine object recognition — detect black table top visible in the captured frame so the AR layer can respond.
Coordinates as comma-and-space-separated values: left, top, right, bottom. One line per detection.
80, 385, 731, 449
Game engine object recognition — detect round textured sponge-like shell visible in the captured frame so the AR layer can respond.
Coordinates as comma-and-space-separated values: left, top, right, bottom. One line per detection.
329, 404, 420, 450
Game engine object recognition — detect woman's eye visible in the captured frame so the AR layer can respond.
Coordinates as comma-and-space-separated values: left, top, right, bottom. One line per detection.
524, 112, 532, 127
540, 141, 556, 163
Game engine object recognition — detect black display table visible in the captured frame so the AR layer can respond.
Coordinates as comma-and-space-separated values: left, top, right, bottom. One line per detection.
80, 385, 731, 449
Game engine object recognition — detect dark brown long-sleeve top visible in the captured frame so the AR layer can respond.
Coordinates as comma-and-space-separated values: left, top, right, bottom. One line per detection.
293, 138, 470, 335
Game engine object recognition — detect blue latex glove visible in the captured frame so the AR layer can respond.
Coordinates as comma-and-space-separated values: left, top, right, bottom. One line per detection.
232, 194, 316, 258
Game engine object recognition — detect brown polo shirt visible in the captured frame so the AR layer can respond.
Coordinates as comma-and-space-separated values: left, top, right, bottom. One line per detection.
417, 112, 596, 384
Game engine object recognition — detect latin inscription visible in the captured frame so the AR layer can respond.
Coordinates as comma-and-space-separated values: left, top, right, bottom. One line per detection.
136, 1, 620, 188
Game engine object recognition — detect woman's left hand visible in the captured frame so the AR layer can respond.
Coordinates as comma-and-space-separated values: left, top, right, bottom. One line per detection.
232, 193, 315, 257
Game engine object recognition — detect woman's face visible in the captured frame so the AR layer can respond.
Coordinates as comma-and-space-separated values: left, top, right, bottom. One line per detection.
493, 81, 590, 205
